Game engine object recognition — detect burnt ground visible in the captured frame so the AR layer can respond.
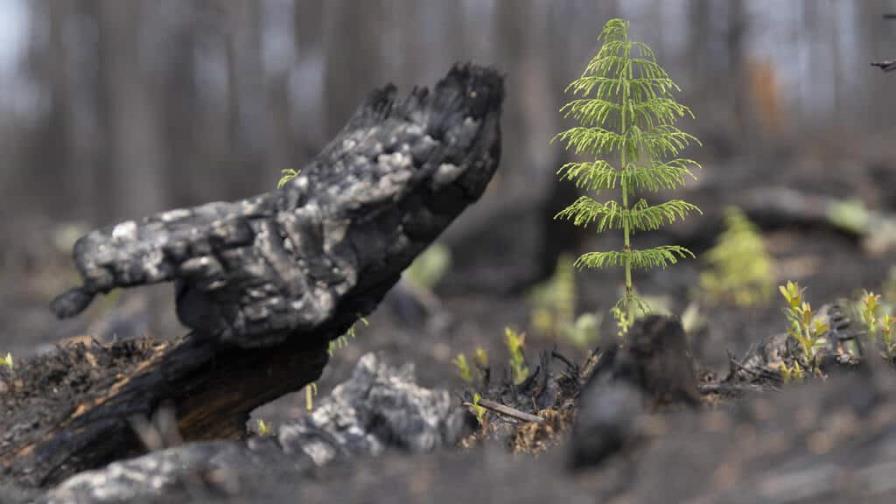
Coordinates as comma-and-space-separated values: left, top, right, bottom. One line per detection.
3, 136, 896, 502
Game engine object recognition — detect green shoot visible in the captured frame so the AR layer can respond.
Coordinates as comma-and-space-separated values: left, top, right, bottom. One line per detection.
256, 419, 274, 437
553, 18, 702, 337
529, 255, 603, 348
700, 207, 775, 307
529, 255, 577, 338
779, 281, 828, 373
305, 382, 318, 412
504, 327, 530, 385
405, 244, 451, 291
453, 353, 474, 384
563, 312, 603, 350
779, 361, 806, 383
473, 346, 489, 369
880, 314, 896, 361
0, 353, 12, 370
827, 198, 871, 235
610, 295, 650, 338
861, 290, 881, 338
470, 392, 487, 424
859, 290, 896, 361
277, 168, 301, 189
328, 316, 369, 356
883, 266, 896, 304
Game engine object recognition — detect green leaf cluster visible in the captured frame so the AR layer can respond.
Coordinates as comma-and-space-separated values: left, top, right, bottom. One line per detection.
859, 291, 896, 361
529, 255, 602, 349
779, 281, 828, 374
405, 244, 451, 291
0, 352, 12, 370
700, 207, 775, 307
277, 168, 301, 189
504, 328, 530, 385
553, 18, 702, 334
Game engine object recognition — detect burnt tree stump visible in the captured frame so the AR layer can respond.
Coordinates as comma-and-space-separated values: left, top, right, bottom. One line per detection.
0, 64, 503, 487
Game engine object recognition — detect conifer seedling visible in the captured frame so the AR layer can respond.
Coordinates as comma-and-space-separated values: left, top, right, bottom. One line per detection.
553, 18, 702, 335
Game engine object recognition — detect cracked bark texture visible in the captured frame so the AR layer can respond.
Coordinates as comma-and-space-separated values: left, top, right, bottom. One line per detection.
51, 63, 504, 348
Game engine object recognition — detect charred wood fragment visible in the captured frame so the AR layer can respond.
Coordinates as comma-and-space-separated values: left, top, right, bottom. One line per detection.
1, 64, 504, 488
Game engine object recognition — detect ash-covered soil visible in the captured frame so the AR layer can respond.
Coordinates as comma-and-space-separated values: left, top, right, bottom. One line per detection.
0, 339, 162, 456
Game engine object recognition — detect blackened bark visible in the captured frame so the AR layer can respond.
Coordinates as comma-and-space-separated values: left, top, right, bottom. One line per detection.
1, 64, 502, 488
51, 64, 503, 348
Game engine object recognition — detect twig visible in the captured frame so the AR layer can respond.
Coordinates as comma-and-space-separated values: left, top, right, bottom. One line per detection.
577, 349, 602, 385
873, 15, 896, 71
872, 60, 896, 72
465, 398, 545, 424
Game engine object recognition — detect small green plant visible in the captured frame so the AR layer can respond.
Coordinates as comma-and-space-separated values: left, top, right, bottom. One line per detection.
256, 418, 274, 436
0, 353, 12, 370
564, 312, 603, 350
469, 392, 487, 424
405, 244, 451, 291
553, 18, 702, 336
880, 313, 896, 361
455, 346, 490, 385
529, 255, 603, 348
882, 266, 896, 304
779, 361, 806, 383
277, 168, 301, 189
827, 198, 871, 235
859, 290, 896, 361
327, 316, 369, 356
453, 353, 475, 384
530, 255, 577, 337
304, 382, 318, 412
700, 207, 775, 307
473, 346, 489, 369
779, 281, 829, 374
504, 327, 530, 385
860, 291, 882, 337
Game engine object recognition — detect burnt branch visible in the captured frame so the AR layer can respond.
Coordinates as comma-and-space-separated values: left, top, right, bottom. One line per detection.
51, 64, 503, 349
1, 64, 503, 488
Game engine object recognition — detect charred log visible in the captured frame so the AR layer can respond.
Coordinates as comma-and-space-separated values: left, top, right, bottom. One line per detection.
0, 64, 503, 487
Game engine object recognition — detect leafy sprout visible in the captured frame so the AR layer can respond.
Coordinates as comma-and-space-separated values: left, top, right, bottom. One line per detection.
453, 353, 474, 384
779, 281, 828, 374
256, 419, 274, 437
305, 382, 318, 412
405, 244, 451, 291
859, 290, 896, 361
504, 327, 530, 385
470, 392, 487, 424
700, 207, 775, 307
277, 168, 301, 189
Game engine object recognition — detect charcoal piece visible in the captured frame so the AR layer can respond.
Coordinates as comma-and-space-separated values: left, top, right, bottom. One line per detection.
570, 316, 699, 468
278, 353, 467, 466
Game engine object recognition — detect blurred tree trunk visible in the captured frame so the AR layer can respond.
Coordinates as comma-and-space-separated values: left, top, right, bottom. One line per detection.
727, 0, 748, 132
223, 0, 268, 198
163, 4, 201, 208
322, 0, 384, 137
293, 0, 327, 163
97, 0, 166, 220
688, 0, 711, 95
